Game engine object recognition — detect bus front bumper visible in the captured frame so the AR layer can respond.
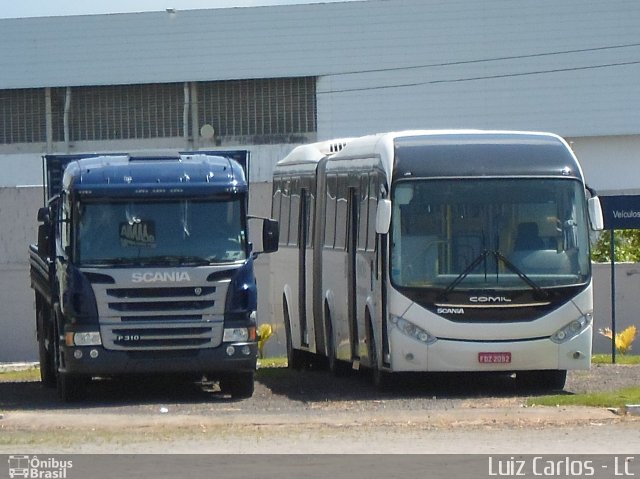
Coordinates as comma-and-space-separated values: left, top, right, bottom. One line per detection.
388, 325, 592, 372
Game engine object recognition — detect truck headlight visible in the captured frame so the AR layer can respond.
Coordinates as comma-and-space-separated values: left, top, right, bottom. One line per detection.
390, 316, 437, 344
551, 313, 592, 344
223, 326, 256, 342
66, 331, 102, 346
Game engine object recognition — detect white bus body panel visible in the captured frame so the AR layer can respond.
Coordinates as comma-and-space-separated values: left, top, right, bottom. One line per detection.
387, 283, 593, 372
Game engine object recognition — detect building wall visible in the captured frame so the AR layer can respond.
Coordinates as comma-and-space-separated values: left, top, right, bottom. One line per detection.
0, 187, 41, 361
592, 263, 640, 356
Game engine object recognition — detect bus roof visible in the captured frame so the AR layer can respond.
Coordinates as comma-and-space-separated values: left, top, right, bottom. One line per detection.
277, 130, 583, 182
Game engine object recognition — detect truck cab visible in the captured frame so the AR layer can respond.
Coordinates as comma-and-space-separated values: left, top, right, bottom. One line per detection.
30, 152, 278, 401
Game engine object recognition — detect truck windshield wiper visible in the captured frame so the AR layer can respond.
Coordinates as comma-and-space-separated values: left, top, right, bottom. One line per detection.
82, 257, 141, 267
137, 255, 213, 266
437, 249, 549, 301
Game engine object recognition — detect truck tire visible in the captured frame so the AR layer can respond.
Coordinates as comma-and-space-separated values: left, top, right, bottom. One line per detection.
56, 372, 86, 402
37, 307, 56, 388
220, 371, 255, 399
53, 313, 86, 402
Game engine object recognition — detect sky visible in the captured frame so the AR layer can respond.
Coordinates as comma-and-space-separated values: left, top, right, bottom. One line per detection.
0, 0, 355, 19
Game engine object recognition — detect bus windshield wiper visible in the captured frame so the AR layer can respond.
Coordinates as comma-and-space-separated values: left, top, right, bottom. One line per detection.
437, 249, 549, 301
437, 249, 491, 301
491, 250, 549, 299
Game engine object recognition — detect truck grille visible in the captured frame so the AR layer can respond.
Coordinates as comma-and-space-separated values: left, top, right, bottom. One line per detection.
101, 323, 223, 351
86, 267, 233, 351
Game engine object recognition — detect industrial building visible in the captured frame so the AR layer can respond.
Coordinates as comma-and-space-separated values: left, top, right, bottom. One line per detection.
1, 0, 639, 360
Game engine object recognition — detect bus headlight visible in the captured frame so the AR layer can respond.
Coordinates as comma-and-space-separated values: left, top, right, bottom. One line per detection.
390, 316, 437, 344
551, 313, 592, 344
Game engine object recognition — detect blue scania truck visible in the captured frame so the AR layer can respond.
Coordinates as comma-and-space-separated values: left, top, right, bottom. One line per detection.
29, 151, 278, 401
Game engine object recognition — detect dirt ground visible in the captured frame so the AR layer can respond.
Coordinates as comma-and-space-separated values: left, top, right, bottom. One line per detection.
0, 363, 638, 454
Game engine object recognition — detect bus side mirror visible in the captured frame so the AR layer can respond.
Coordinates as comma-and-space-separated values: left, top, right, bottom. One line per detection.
588, 197, 604, 231
262, 218, 279, 254
375, 199, 392, 234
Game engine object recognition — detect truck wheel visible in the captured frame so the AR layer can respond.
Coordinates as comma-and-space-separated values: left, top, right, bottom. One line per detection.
37, 308, 56, 388
57, 372, 86, 402
53, 314, 86, 402
220, 372, 255, 399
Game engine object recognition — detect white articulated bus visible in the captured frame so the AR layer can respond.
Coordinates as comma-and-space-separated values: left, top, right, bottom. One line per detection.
270, 130, 603, 390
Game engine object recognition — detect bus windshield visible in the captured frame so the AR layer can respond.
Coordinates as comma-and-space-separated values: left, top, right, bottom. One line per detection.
74, 197, 247, 266
390, 178, 590, 289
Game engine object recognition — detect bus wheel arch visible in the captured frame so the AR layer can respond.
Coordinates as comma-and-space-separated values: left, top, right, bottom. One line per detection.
324, 298, 349, 376
365, 307, 389, 390
283, 292, 303, 370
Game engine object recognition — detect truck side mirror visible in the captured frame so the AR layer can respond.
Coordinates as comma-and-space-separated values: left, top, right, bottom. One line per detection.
262, 219, 279, 254
588, 197, 604, 231
37, 224, 51, 258
37, 206, 51, 224
375, 199, 392, 234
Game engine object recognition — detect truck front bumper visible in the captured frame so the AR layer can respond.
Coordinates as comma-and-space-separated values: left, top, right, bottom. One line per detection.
59, 342, 257, 377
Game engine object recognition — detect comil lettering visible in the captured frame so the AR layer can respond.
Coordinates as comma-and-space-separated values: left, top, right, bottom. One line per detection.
469, 296, 512, 303
131, 272, 191, 283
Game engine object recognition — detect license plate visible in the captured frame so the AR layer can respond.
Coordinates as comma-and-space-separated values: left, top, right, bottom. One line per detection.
478, 352, 512, 364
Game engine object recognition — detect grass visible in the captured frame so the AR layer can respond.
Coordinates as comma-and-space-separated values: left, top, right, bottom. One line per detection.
0, 366, 40, 382
527, 387, 640, 409
592, 354, 640, 365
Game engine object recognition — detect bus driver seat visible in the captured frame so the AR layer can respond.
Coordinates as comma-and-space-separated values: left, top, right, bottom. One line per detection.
514, 222, 545, 251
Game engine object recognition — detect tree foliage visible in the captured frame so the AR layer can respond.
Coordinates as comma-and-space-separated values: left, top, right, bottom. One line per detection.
591, 230, 640, 263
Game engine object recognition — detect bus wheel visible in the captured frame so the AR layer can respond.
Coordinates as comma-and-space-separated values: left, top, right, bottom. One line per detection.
325, 314, 349, 377
284, 304, 304, 370
516, 370, 567, 392
367, 320, 389, 390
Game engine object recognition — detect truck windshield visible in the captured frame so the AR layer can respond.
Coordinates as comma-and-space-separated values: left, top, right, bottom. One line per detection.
75, 197, 247, 266
390, 178, 590, 289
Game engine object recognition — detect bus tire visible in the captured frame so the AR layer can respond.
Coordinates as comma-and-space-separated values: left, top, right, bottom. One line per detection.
516, 369, 567, 392
367, 319, 390, 390
325, 310, 349, 377
283, 300, 304, 370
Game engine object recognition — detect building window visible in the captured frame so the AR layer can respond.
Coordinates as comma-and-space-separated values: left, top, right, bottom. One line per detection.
198, 77, 316, 140
0, 88, 46, 144
0, 77, 316, 145
53, 83, 184, 142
